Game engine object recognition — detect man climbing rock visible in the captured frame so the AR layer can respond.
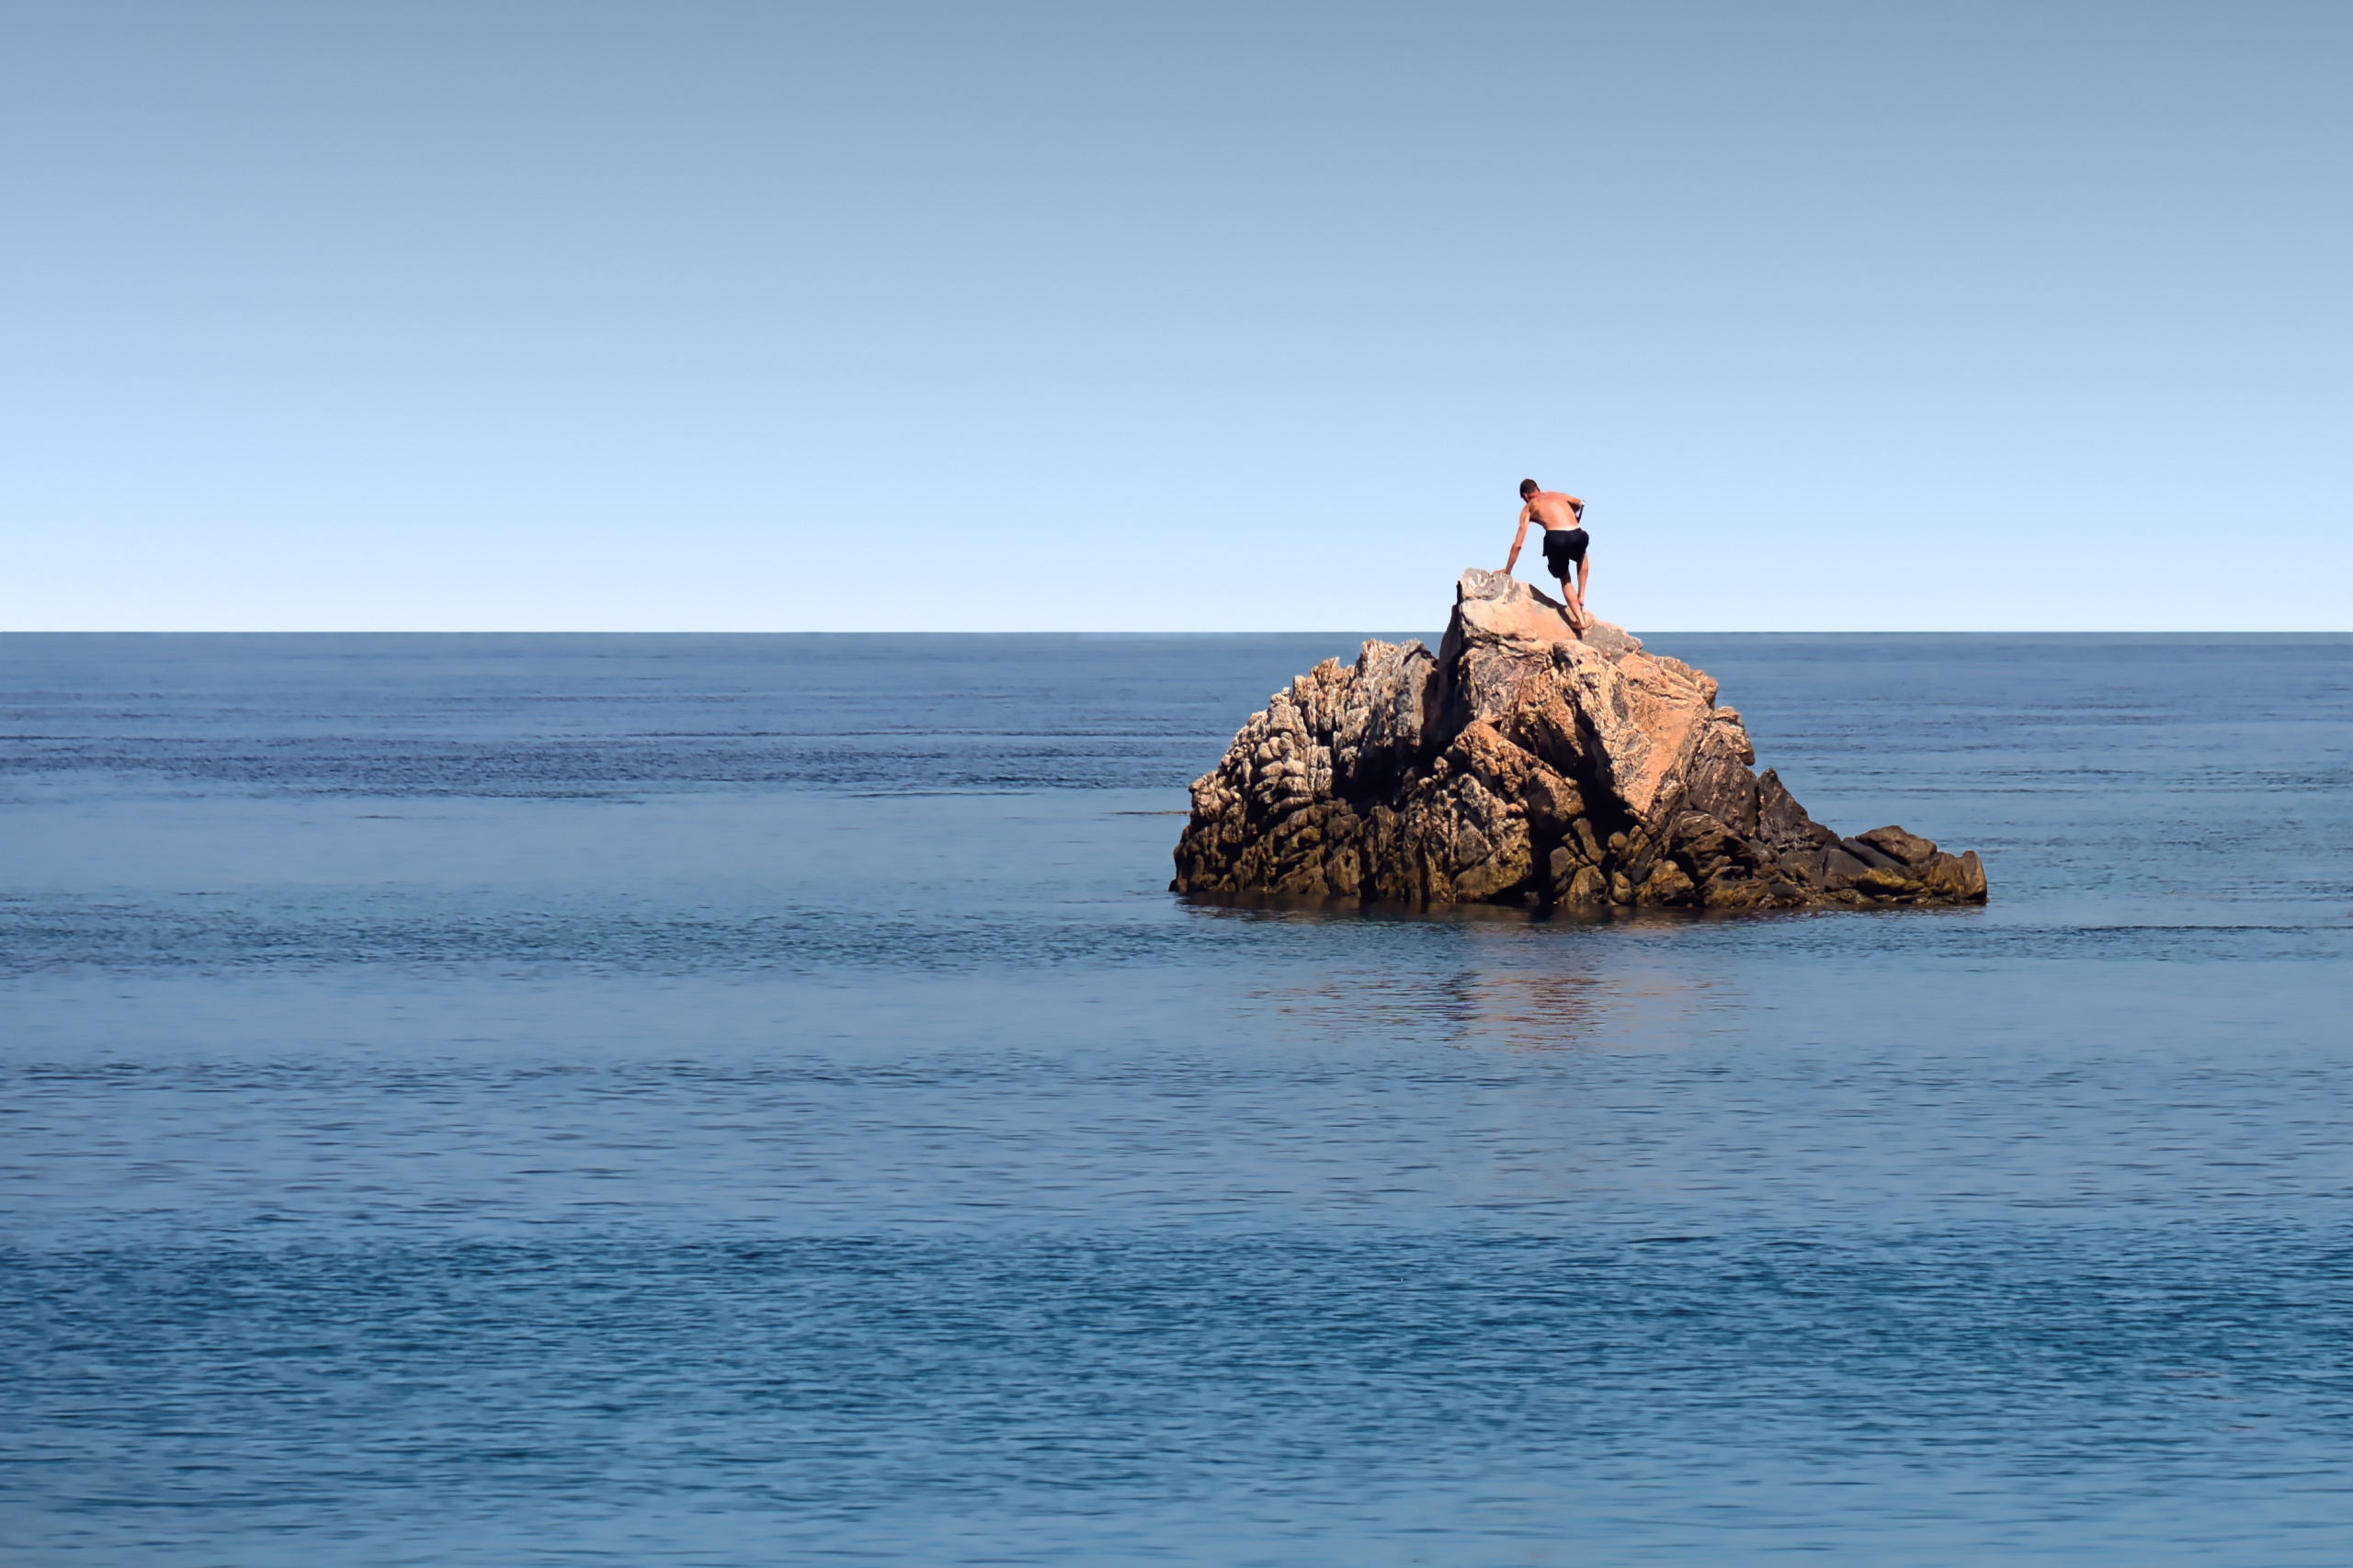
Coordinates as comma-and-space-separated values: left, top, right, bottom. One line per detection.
1502, 478, 1591, 632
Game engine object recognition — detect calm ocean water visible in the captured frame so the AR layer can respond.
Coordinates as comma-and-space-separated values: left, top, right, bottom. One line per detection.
5, 631, 2351, 1565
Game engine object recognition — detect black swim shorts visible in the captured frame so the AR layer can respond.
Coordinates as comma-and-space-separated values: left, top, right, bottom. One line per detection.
1541, 528, 1588, 577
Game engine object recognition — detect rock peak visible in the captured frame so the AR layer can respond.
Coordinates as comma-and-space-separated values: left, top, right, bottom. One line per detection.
1447, 568, 1645, 660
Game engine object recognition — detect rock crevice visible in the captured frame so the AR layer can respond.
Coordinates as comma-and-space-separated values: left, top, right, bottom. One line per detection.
1172, 570, 1988, 911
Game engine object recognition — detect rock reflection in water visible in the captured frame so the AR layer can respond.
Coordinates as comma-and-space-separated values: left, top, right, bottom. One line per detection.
1230, 935, 1738, 1055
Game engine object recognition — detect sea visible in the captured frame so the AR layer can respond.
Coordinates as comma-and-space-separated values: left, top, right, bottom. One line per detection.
4, 630, 2351, 1566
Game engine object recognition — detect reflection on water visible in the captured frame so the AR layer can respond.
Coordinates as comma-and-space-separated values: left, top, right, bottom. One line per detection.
1244, 952, 1731, 1056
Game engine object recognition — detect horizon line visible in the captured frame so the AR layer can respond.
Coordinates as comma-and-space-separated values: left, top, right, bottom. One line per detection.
3, 627, 2349, 639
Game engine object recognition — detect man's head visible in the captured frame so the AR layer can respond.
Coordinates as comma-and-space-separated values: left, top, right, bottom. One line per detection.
1519, 478, 1540, 500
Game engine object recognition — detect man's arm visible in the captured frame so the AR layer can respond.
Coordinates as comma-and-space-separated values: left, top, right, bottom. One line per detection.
1504, 503, 1531, 573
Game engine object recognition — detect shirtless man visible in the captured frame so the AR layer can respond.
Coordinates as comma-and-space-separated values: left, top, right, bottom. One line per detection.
1502, 478, 1591, 631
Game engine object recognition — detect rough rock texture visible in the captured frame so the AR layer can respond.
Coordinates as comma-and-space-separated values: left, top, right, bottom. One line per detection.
1172, 569, 1989, 912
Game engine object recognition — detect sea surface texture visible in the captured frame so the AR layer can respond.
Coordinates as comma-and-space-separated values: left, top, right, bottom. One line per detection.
4, 631, 2351, 1566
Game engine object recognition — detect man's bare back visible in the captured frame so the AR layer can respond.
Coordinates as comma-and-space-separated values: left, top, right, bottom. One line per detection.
1502, 478, 1593, 632
1520, 490, 1581, 534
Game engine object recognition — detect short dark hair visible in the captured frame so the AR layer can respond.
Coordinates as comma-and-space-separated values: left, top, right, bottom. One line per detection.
1518, 478, 1540, 498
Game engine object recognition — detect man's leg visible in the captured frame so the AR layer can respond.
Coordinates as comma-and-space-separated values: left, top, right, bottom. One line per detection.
1554, 571, 1587, 631
1574, 557, 1593, 622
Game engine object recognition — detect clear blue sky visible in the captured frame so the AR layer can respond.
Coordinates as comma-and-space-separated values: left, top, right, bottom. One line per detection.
6, 2, 2347, 631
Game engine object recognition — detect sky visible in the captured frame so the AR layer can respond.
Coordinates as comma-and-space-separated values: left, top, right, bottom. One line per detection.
4, 2, 2347, 631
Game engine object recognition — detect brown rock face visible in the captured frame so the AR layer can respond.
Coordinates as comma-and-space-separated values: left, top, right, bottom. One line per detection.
1171, 569, 1990, 912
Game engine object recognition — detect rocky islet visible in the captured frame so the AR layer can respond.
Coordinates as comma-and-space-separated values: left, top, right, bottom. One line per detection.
1172, 569, 1988, 912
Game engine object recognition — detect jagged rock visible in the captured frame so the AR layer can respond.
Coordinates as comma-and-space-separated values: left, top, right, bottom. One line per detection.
1855, 825, 1937, 866
1172, 569, 1991, 912
1840, 836, 1907, 872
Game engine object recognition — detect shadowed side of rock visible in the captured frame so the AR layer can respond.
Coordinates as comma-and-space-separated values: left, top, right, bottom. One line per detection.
1172, 569, 1988, 912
